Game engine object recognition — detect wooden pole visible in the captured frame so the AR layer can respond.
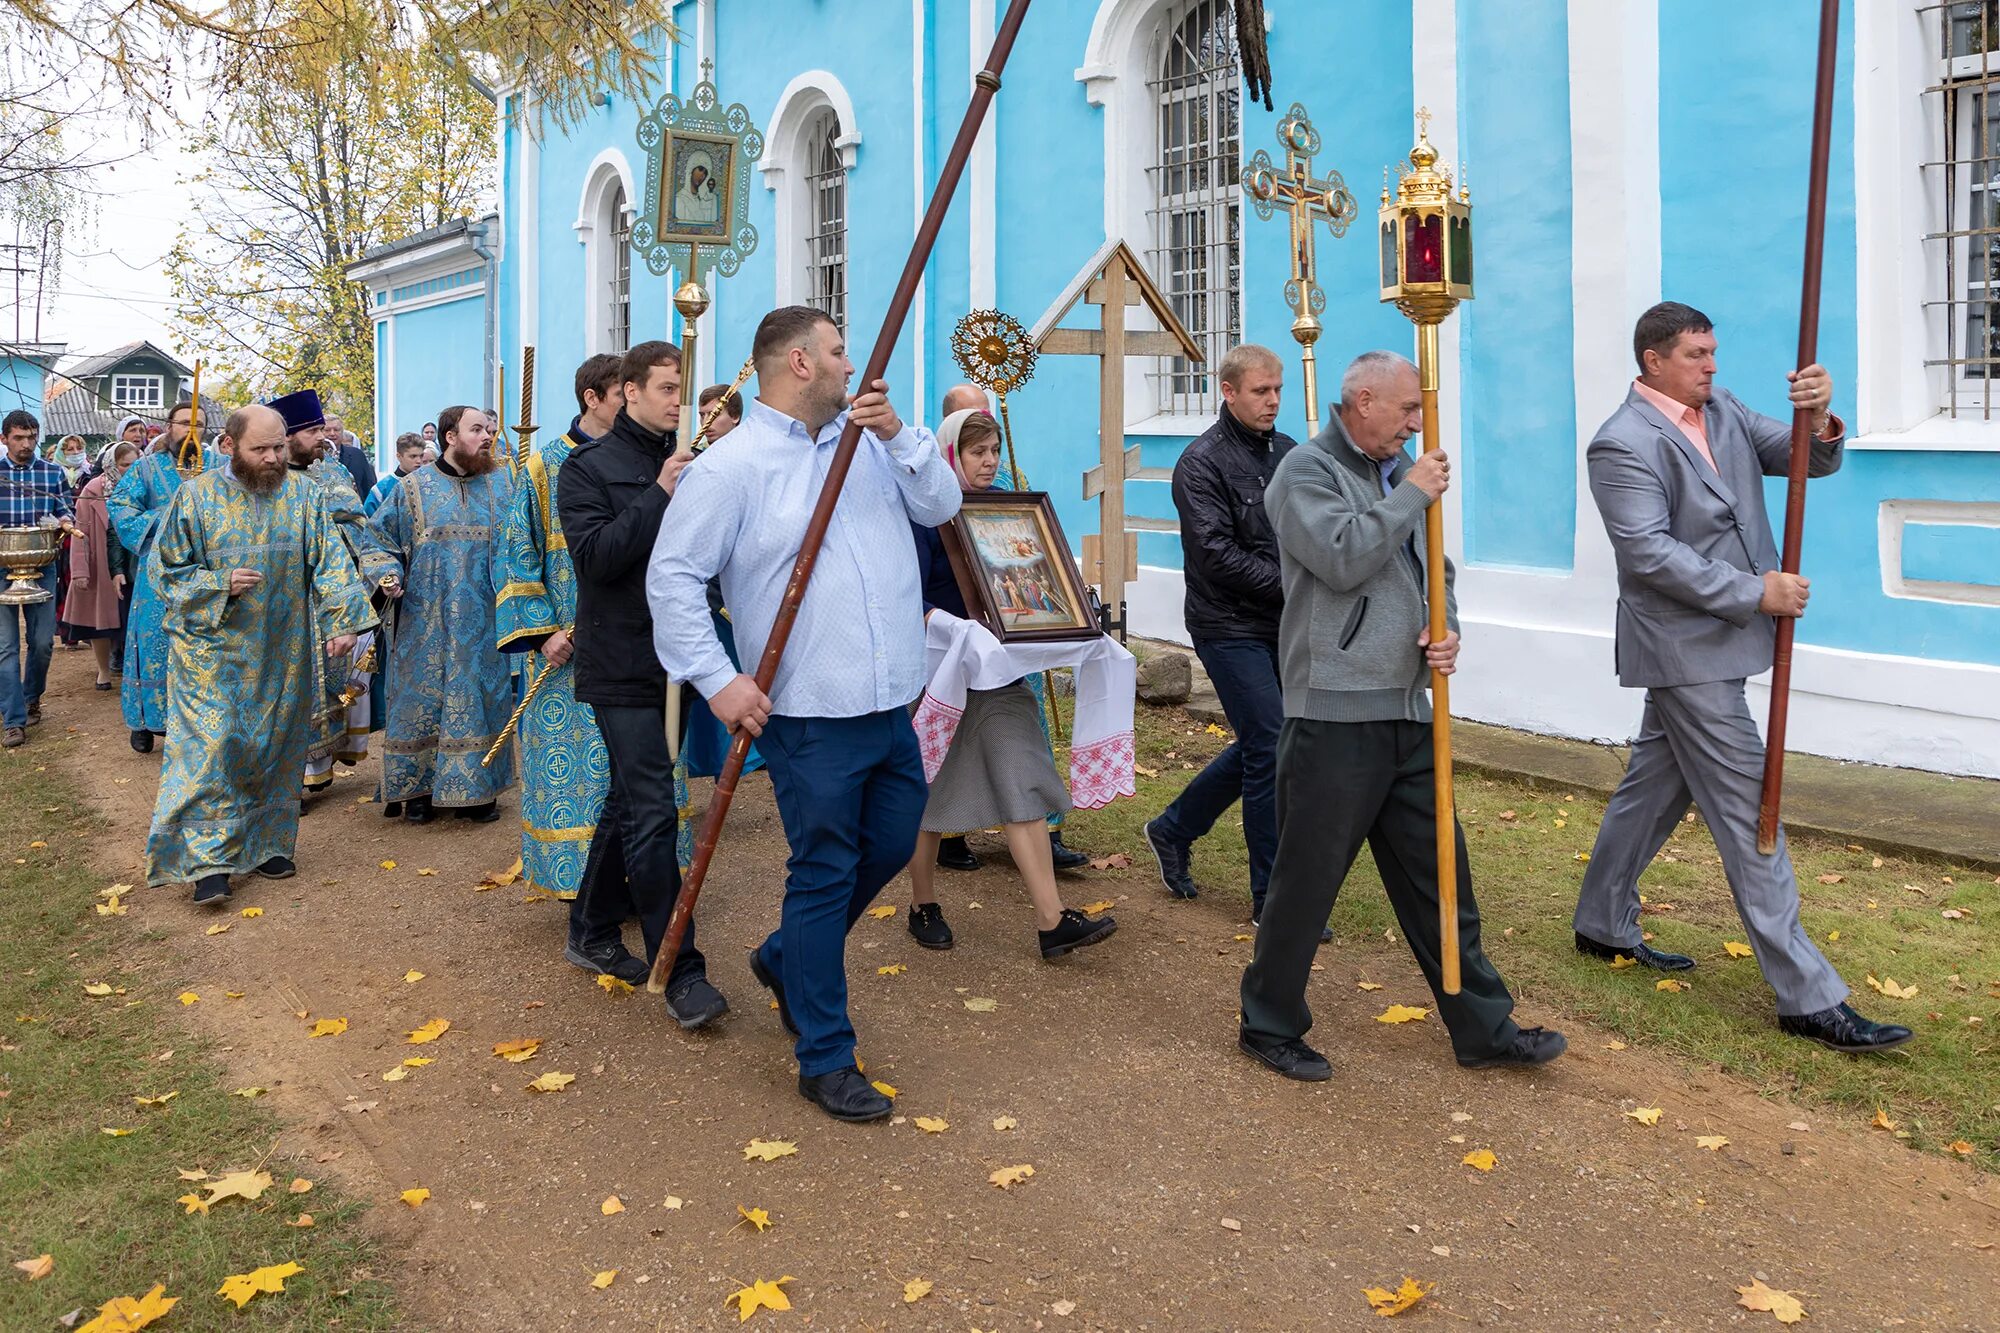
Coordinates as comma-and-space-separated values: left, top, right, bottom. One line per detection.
1096, 261, 1128, 627
1757, 0, 1842, 855
1414, 321, 1459, 995
647, 0, 1038, 992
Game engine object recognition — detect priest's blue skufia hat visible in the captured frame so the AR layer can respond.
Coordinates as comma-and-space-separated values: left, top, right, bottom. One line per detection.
268, 389, 325, 436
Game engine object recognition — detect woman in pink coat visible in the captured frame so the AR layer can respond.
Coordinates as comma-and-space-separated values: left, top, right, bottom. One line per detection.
63, 441, 139, 689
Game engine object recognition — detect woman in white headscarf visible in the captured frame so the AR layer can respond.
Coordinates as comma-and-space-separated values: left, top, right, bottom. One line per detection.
901, 408, 1117, 961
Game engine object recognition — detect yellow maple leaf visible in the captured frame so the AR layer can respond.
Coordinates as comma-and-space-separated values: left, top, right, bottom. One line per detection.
177, 992, 199, 1006
405, 1017, 451, 1044
288, 1177, 312, 1193
308, 1017, 347, 1038
726, 1276, 794, 1321
903, 1277, 933, 1303
1735, 1277, 1808, 1324
1603, 1040, 1628, 1051
1722, 940, 1755, 958
232, 1087, 267, 1098
379, 860, 398, 870
596, 973, 635, 994
1827, 930, 1840, 942
204, 923, 231, 935
403, 970, 425, 983
1625, 1107, 1663, 1127
865, 904, 896, 919
492, 1037, 541, 1062
871, 1080, 899, 1098
132, 1092, 178, 1108
1461, 1149, 1497, 1172
1080, 899, 1117, 916
288, 1214, 314, 1228
82, 981, 113, 996
400, 1187, 430, 1207
224, 990, 244, 999
1695, 1135, 1730, 1151
380, 1066, 413, 1083
992, 1115, 1018, 1131
738, 1204, 773, 1232
914, 1116, 949, 1134
876, 964, 907, 976
13, 1254, 53, 1281
203, 1169, 275, 1206
1361, 1275, 1433, 1317
101, 1127, 135, 1136
216, 1260, 303, 1309
989, 1164, 1035, 1189
601, 1194, 625, 1215
176, 1192, 212, 1215
592, 1270, 618, 1290
1946, 1140, 1975, 1157
1375, 1004, 1430, 1024
403, 1056, 433, 1067
1655, 978, 1685, 993
1872, 1106, 1900, 1133
527, 1072, 576, 1093
1608, 954, 1637, 970
95, 895, 128, 917
1356, 981, 1384, 991
417, 868, 437, 877
76, 1282, 177, 1332
743, 1138, 798, 1162
239, 907, 263, 918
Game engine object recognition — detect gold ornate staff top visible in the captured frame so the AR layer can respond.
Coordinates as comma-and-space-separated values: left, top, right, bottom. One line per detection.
949, 309, 1037, 491
177, 360, 205, 477
690, 356, 756, 453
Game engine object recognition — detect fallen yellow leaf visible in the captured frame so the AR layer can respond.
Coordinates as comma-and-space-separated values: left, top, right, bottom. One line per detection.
1722, 940, 1755, 958
876, 964, 907, 976
417, 868, 437, 877
1375, 1004, 1430, 1024
992, 1116, 1018, 1131
1695, 1135, 1730, 1151
95, 895, 127, 917
865, 904, 896, 919
726, 1276, 793, 1321
1461, 1149, 1497, 1172
1865, 973, 1919, 1000
239, 907, 263, 918
903, 1277, 933, 1303
217, 1260, 303, 1309
380, 1066, 412, 1083
380, 860, 398, 870
1361, 1275, 1432, 1317
601, 1194, 625, 1215
13, 1254, 53, 1281
870, 1080, 898, 1098
101, 1127, 134, 1136
1603, 1040, 1628, 1051
737, 1205, 772, 1232
1608, 955, 1637, 970
205, 923, 231, 935
1827, 930, 1840, 942
288, 1177, 312, 1194
1872, 1107, 1900, 1133
964, 996, 999, 1012
527, 1072, 576, 1093
405, 1017, 451, 1044
403, 1056, 434, 1067
202, 1169, 275, 1206
288, 1213, 314, 1228
663, 1195, 684, 1210
1356, 981, 1384, 991
492, 1037, 541, 1062
82, 982, 112, 996
400, 1187, 430, 1207
989, 1164, 1035, 1189
1735, 1277, 1807, 1324
592, 1270, 618, 1290
596, 973, 634, 995
177, 992, 199, 1006
1625, 1107, 1663, 1127
224, 990, 244, 999
132, 1092, 178, 1108
403, 970, 425, 983
176, 1192, 211, 1215
1655, 978, 1685, 993
914, 1116, 949, 1134
232, 1087, 267, 1098
308, 1017, 347, 1038
1204, 722, 1227, 736
743, 1138, 798, 1162
1946, 1140, 1975, 1157
28, 840, 46, 849
1079, 899, 1117, 916
76, 1282, 177, 1331
1815, 872, 1843, 885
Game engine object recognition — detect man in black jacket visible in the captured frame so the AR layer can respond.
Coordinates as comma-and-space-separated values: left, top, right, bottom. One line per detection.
555, 339, 728, 1029
1145, 344, 1299, 924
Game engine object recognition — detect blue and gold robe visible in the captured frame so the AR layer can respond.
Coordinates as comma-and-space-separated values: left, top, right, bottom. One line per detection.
144, 469, 374, 884
494, 432, 617, 899
298, 458, 394, 782
110, 449, 215, 734
368, 460, 518, 806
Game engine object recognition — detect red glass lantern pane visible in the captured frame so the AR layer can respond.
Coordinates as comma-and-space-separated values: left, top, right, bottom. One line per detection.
1403, 214, 1443, 284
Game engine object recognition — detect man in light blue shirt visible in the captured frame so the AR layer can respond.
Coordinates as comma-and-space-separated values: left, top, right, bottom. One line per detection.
649, 305, 959, 1122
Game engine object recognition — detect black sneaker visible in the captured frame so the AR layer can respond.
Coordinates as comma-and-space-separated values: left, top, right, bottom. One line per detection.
564, 937, 650, 985
936, 836, 980, 871
1779, 1002, 1914, 1054
748, 949, 799, 1036
1039, 907, 1117, 959
192, 875, 231, 905
1457, 1025, 1568, 1069
665, 974, 729, 1030
255, 856, 296, 879
907, 902, 954, 950
798, 1066, 893, 1122
1144, 818, 1197, 899
1239, 1031, 1333, 1082
454, 801, 500, 823
129, 729, 153, 754
1049, 832, 1089, 871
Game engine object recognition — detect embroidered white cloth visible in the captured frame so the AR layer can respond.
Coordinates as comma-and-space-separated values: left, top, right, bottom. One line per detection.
914, 610, 1137, 810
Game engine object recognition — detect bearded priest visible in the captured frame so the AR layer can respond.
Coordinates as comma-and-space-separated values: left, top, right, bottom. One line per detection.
144, 404, 375, 904
367, 404, 518, 823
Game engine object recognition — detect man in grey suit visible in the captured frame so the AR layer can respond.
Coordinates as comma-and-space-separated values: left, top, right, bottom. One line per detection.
1575, 301, 1910, 1054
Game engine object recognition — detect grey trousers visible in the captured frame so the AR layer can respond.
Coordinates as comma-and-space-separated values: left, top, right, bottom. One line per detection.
1574, 679, 1848, 1017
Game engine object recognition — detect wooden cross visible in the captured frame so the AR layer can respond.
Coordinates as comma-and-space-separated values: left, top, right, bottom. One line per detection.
1246, 102, 1358, 439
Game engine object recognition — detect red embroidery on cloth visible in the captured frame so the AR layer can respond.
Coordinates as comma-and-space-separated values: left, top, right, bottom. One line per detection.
913, 693, 965, 784
1069, 731, 1135, 810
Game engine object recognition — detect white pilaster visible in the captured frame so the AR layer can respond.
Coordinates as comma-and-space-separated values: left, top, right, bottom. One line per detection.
970, 0, 997, 311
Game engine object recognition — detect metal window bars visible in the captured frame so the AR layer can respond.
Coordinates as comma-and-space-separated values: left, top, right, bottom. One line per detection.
1923, 0, 2000, 418
1145, 0, 1243, 418
610, 188, 633, 354
805, 110, 849, 335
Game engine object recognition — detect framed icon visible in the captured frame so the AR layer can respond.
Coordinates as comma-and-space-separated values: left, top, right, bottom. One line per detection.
940, 491, 1100, 643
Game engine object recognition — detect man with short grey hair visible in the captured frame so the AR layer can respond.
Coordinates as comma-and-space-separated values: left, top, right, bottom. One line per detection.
1236, 350, 1564, 1081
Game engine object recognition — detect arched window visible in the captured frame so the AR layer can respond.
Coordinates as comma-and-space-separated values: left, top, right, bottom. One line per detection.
576, 151, 638, 357
1147, 0, 1241, 415
805, 110, 849, 332
607, 182, 633, 354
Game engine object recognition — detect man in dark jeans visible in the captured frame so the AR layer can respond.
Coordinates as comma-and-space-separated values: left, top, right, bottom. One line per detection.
1145, 345, 1319, 933
556, 339, 728, 1030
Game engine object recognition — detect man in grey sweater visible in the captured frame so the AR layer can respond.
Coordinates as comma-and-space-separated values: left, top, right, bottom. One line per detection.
1237, 351, 1566, 1081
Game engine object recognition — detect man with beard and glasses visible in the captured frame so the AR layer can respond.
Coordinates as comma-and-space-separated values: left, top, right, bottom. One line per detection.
143, 404, 375, 905
369, 404, 518, 824
109, 399, 209, 753
271, 389, 395, 802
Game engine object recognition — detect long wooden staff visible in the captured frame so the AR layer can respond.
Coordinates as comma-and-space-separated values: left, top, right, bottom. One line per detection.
648, 0, 1036, 992
1756, 0, 1841, 856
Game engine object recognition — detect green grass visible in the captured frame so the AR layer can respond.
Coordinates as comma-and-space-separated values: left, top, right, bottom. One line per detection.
0, 757, 397, 1329
1063, 702, 2000, 1170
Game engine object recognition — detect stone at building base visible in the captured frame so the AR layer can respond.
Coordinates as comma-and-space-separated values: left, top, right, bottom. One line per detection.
1136, 651, 1192, 707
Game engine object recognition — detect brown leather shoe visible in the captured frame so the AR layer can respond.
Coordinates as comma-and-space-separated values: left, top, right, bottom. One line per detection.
1, 726, 24, 749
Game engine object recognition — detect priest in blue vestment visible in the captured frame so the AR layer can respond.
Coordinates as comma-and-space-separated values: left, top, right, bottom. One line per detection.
108, 400, 211, 753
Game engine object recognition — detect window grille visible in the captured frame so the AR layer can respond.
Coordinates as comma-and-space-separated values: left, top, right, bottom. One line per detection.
804, 111, 848, 333
1926, 1, 2000, 417
110, 375, 163, 410
609, 186, 633, 354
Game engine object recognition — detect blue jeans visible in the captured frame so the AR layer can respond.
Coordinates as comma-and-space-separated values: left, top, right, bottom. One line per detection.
754, 709, 928, 1077
0, 567, 59, 729
1153, 637, 1282, 912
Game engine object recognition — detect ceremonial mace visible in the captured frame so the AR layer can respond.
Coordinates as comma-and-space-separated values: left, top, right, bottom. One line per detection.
178, 361, 205, 477
1379, 109, 1473, 995
513, 345, 538, 469
1246, 104, 1358, 438
1756, 0, 1841, 856
647, 0, 1037, 993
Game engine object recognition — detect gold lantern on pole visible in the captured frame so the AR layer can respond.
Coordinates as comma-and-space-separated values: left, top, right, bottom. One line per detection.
1378, 108, 1472, 995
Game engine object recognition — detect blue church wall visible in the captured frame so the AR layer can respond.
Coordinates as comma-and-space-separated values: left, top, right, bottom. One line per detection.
385, 297, 489, 438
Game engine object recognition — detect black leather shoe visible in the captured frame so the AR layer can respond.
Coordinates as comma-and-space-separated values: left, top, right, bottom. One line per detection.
129, 729, 153, 754
1779, 1002, 1914, 1054
749, 950, 799, 1036
1239, 1031, 1332, 1082
936, 836, 980, 871
564, 937, 649, 985
1575, 932, 1695, 972
1458, 1025, 1568, 1069
1049, 831, 1089, 871
1038, 907, 1116, 959
798, 1066, 893, 1122
908, 902, 954, 950
192, 875, 231, 905
455, 801, 500, 823
382, 801, 403, 819
255, 855, 296, 879
403, 795, 434, 825
1144, 818, 1197, 899
665, 975, 729, 1030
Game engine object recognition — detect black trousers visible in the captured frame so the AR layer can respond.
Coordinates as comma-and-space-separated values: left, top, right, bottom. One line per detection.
570, 701, 705, 986
1240, 717, 1517, 1060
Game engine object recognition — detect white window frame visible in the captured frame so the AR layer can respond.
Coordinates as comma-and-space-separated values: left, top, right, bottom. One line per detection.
802, 109, 850, 333
761, 71, 862, 312
574, 148, 640, 357
110, 374, 163, 410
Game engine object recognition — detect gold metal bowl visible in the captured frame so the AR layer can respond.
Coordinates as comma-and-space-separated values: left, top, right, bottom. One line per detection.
0, 525, 63, 605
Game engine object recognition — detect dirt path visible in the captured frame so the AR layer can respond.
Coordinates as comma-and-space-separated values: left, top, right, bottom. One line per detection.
38, 651, 2000, 1331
